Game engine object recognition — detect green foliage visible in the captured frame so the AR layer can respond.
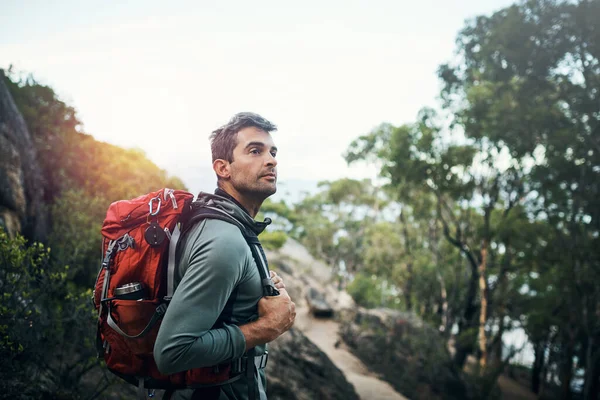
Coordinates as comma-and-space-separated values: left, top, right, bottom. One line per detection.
0, 228, 99, 399
257, 198, 293, 251
346, 274, 383, 309
289, 178, 384, 284
0, 229, 52, 362
47, 189, 108, 286
260, 198, 298, 229
259, 230, 288, 251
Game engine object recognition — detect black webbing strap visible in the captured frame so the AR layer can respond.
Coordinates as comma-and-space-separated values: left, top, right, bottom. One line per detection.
138, 378, 145, 400
246, 347, 257, 400
245, 235, 279, 297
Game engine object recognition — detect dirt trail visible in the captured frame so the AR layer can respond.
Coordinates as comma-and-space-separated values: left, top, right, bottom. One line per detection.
300, 308, 409, 400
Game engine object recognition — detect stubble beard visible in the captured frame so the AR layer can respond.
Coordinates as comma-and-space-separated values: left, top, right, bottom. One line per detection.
231, 176, 277, 202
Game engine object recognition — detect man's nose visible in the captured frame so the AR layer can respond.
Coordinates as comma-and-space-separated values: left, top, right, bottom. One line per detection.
265, 153, 277, 167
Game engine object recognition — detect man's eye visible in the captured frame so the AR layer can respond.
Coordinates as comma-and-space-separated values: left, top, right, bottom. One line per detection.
270, 151, 277, 157
250, 149, 260, 154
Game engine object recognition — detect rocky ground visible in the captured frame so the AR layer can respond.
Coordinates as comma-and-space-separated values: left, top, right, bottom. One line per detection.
267, 239, 410, 400
302, 310, 408, 400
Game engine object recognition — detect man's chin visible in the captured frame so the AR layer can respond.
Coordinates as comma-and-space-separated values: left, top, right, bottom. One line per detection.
263, 185, 277, 198
241, 184, 276, 199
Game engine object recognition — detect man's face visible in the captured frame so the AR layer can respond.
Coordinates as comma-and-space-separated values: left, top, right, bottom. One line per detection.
228, 126, 278, 199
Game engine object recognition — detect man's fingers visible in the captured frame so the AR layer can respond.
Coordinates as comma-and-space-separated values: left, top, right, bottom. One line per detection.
270, 271, 286, 290
277, 287, 291, 299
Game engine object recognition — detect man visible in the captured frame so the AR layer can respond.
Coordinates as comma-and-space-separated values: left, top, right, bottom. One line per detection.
154, 112, 296, 400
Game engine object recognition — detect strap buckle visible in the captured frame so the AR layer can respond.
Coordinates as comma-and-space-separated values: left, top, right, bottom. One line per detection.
257, 351, 268, 369
230, 351, 269, 374
156, 303, 168, 317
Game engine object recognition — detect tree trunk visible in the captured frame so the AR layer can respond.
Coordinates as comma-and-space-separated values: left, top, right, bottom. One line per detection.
539, 331, 558, 400
436, 195, 480, 369
453, 273, 478, 368
489, 316, 505, 368
399, 209, 413, 311
531, 339, 546, 394
431, 219, 449, 334
437, 271, 449, 334
560, 330, 575, 400
404, 262, 413, 311
478, 238, 489, 372
583, 335, 600, 400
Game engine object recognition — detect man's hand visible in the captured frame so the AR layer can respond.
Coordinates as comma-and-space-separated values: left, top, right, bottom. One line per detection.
270, 270, 285, 290
240, 287, 296, 349
257, 287, 295, 337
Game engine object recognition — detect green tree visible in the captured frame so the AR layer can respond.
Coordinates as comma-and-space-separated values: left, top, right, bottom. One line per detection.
438, 0, 600, 396
291, 178, 383, 288
0, 228, 101, 399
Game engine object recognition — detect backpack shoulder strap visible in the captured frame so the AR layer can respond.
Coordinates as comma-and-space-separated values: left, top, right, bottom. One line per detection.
244, 233, 279, 297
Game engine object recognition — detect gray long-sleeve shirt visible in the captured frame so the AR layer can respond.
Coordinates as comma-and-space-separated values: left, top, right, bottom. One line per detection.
154, 207, 268, 400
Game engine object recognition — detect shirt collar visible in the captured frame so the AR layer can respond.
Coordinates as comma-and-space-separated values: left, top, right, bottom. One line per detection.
214, 187, 251, 216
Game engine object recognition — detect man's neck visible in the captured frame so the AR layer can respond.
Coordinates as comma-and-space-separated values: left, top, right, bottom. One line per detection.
215, 186, 263, 218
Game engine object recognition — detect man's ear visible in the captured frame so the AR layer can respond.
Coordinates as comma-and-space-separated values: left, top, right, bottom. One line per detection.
213, 159, 231, 180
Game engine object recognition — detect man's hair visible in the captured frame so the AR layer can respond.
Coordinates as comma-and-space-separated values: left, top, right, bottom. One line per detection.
210, 112, 277, 162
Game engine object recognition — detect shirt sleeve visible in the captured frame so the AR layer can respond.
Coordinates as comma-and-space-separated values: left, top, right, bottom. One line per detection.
154, 220, 248, 374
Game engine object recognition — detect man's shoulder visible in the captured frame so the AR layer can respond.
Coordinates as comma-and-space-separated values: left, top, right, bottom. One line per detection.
185, 217, 248, 251
176, 217, 252, 279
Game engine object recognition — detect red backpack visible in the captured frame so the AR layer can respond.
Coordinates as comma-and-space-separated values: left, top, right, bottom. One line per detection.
93, 188, 274, 397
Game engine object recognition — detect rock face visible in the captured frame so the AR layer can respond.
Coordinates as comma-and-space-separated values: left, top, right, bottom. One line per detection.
266, 328, 359, 400
0, 70, 47, 241
340, 308, 474, 400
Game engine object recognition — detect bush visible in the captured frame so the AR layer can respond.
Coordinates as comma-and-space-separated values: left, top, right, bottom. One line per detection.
0, 228, 100, 399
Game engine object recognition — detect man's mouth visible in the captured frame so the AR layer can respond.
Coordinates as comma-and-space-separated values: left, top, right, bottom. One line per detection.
262, 173, 277, 180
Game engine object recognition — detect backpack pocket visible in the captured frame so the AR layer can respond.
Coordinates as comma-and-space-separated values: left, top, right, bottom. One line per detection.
108, 299, 164, 355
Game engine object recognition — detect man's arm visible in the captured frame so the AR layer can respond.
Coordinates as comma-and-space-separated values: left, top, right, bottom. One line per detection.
154, 223, 247, 374
154, 224, 296, 374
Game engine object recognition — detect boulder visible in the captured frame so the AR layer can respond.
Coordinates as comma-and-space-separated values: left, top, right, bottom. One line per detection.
0, 70, 47, 241
340, 308, 475, 400
305, 287, 334, 318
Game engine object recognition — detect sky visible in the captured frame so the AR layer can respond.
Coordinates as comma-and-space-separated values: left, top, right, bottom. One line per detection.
1, 0, 517, 200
